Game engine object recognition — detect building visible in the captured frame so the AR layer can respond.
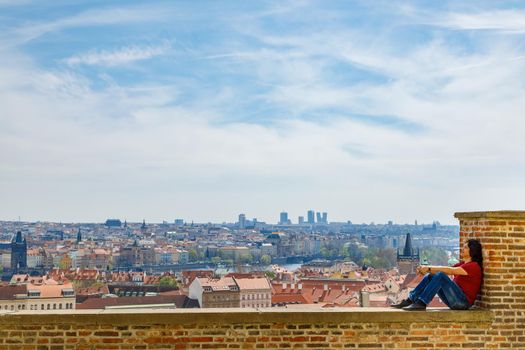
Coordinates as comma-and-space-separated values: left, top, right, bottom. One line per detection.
298, 216, 304, 225
279, 212, 289, 225
11, 231, 27, 273
236, 277, 272, 308
397, 232, 420, 274
238, 214, 246, 229
188, 276, 271, 309
189, 277, 240, 308
105, 219, 122, 228
307, 210, 315, 224
0, 277, 75, 312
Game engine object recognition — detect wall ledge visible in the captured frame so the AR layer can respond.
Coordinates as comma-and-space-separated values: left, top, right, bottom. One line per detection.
0, 307, 493, 325
454, 210, 525, 219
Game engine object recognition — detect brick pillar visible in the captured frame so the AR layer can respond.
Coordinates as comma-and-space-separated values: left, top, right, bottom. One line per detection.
455, 211, 525, 348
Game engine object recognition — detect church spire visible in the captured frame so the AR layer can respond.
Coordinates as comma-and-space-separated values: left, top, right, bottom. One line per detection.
403, 232, 413, 256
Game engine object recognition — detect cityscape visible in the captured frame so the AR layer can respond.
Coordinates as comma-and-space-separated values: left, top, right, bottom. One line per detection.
2, 0, 524, 348
0, 212, 459, 311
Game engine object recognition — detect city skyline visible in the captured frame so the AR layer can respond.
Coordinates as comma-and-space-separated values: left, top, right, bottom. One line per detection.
2, 1, 525, 225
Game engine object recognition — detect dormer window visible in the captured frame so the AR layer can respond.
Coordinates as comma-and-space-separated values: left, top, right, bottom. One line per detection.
61, 288, 75, 297
28, 290, 41, 298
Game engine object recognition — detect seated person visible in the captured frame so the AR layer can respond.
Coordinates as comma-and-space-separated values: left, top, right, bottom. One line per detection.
391, 239, 483, 311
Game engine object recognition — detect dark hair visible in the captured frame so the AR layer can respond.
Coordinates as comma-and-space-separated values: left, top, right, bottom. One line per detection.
467, 239, 483, 268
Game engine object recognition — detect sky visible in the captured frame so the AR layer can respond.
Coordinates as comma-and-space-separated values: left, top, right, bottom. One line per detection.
1, 0, 525, 225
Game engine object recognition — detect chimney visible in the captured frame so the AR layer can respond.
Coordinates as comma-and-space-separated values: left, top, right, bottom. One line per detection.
298, 283, 302, 290
291, 283, 295, 290
323, 284, 328, 291
282, 283, 287, 290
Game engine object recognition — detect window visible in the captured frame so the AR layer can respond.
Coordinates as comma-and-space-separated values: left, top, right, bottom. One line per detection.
53, 304, 56, 310
59, 304, 62, 309
47, 304, 50, 310
41, 304, 44, 310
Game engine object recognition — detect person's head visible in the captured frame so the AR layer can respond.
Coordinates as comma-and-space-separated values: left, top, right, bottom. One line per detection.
461, 239, 483, 267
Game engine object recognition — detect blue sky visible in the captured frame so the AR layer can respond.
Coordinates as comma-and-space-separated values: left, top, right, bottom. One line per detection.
1, 1, 525, 224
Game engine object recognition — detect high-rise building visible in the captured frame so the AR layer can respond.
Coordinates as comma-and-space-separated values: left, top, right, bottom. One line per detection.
279, 212, 289, 225
11, 231, 27, 273
322, 212, 328, 224
316, 212, 322, 223
307, 210, 315, 224
238, 214, 246, 229
298, 216, 304, 225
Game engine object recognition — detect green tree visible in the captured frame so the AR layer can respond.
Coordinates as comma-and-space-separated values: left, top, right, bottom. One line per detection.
260, 255, 271, 265
188, 249, 198, 262
211, 256, 221, 265
264, 271, 276, 279
239, 254, 253, 264
421, 247, 449, 266
158, 276, 178, 288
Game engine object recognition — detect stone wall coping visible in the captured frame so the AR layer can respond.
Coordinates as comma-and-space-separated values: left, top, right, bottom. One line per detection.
0, 307, 493, 325
454, 210, 525, 219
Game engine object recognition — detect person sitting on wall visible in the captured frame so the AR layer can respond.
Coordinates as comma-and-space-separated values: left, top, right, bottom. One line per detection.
390, 239, 483, 311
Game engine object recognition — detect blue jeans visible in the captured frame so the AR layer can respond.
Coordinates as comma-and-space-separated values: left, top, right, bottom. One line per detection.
408, 272, 471, 310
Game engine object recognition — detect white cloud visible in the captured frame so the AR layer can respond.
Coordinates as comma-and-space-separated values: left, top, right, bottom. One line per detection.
434, 10, 525, 32
64, 42, 171, 66
2, 5, 171, 47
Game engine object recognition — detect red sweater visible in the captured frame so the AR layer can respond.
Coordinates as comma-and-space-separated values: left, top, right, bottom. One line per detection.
453, 261, 482, 305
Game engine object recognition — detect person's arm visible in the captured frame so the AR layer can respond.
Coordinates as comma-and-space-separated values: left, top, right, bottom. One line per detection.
416, 265, 468, 276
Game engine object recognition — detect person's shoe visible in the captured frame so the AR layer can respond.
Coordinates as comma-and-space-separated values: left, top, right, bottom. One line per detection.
390, 298, 413, 308
402, 300, 427, 311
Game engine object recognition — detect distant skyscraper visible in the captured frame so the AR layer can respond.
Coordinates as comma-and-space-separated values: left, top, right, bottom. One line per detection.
238, 214, 246, 229
77, 228, 82, 243
298, 216, 304, 225
11, 231, 27, 273
322, 212, 327, 224
316, 212, 322, 223
279, 212, 289, 225
307, 210, 315, 224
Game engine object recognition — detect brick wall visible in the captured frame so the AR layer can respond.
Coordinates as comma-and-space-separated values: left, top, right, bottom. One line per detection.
455, 210, 525, 349
0, 309, 492, 349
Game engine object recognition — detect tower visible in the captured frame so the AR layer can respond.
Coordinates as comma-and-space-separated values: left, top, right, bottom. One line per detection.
76, 228, 82, 243
238, 214, 246, 229
11, 231, 27, 273
307, 210, 315, 224
279, 212, 288, 225
397, 232, 420, 274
